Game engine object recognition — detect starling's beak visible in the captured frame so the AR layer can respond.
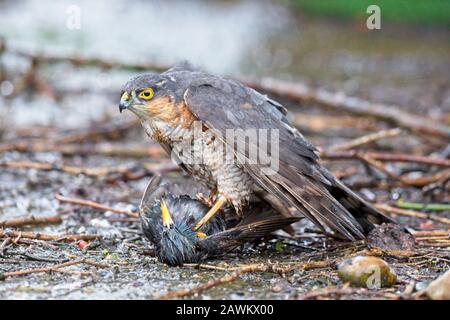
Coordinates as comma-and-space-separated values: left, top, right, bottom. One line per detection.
160, 199, 174, 229
119, 92, 131, 113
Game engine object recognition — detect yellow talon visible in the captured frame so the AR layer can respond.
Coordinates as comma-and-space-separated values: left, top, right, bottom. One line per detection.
196, 232, 207, 238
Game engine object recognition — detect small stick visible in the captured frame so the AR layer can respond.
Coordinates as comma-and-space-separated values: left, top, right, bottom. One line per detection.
158, 269, 246, 299
82, 259, 111, 269
0, 230, 99, 242
0, 160, 131, 178
157, 259, 336, 299
415, 236, 450, 241
400, 169, 450, 187
358, 154, 408, 184
0, 120, 138, 153
0, 238, 12, 256
6, 46, 450, 139
297, 286, 360, 300
55, 194, 139, 218
419, 243, 450, 247
329, 128, 403, 151
374, 204, 450, 225
10, 49, 170, 73
1, 259, 84, 278
411, 230, 450, 237
321, 150, 450, 167
38, 143, 162, 158
245, 78, 450, 140
52, 269, 94, 277
0, 159, 179, 181
0, 215, 62, 228
157, 264, 280, 300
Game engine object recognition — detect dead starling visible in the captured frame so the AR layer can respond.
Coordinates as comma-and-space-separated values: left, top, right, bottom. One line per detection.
139, 175, 299, 266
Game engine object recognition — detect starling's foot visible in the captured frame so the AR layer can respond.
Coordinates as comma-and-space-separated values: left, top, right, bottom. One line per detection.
194, 197, 227, 231
196, 193, 215, 208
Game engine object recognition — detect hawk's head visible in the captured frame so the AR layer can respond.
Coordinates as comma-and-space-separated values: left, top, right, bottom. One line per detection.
118, 73, 183, 122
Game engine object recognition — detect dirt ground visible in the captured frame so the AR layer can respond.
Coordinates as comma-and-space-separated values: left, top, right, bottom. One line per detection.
0, 1, 449, 300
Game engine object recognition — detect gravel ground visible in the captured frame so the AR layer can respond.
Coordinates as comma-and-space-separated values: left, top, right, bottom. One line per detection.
0, 0, 449, 300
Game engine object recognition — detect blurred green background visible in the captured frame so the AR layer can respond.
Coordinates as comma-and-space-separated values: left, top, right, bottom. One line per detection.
290, 0, 450, 26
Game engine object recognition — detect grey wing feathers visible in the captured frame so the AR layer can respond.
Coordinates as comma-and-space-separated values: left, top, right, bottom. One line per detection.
183, 76, 374, 240
198, 216, 300, 255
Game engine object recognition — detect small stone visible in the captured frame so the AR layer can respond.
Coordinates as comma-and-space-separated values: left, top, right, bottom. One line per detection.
77, 240, 89, 250
272, 285, 282, 293
90, 218, 111, 229
425, 270, 450, 300
337, 256, 397, 289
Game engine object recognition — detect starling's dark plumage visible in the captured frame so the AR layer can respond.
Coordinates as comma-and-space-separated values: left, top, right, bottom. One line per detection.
121, 63, 394, 242
139, 175, 299, 266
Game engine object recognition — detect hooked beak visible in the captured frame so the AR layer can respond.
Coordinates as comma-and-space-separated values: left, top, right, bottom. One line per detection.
160, 199, 174, 229
119, 92, 131, 113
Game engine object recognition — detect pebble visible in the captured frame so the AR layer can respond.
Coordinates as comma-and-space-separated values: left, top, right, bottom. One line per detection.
337, 256, 397, 289
271, 285, 282, 293
425, 270, 450, 300
90, 218, 112, 229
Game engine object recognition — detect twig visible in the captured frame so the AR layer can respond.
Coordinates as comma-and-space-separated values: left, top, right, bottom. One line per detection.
2, 259, 82, 277
0, 238, 12, 256
10, 48, 169, 72
296, 285, 359, 300
1, 159, 178, 181
411, 230, 450, 237
246, 78, 450, 140
418, 243, 450, 247
16, 143, 164, 158
51, 269, 94, 277
321, 150, 450, 167
358, 153, 408, 184
82, 259, 111, 269
9, 46, 449, 140
357, 154, 446, 188
1, 258, 84, 278
157, 259, 336, 299
0, 215, 62, 228
157, 264, 281, 300
0, 120, 138, 153
0, 230, 99, 242
399, 169, 450, 187
55, 194, 139, 218
0, 160, 132, 177
329, 128, 403, 151
374, 204, 450, 225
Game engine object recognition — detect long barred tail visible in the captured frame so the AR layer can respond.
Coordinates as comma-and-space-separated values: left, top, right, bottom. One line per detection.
327, 177, 394, 234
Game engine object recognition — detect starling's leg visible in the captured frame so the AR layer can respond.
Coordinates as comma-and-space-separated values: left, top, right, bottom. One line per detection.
193, 196, 227, 231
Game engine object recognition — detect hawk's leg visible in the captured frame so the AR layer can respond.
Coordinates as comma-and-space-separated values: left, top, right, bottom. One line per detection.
196, 189, 217, 208
194, 196, 227, 231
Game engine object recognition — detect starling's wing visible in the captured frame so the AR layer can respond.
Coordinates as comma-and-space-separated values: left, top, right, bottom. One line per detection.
184, 76, 392, 240
140, 175, 210, 212
140, 175, 168, 213
197, 216, 300, 255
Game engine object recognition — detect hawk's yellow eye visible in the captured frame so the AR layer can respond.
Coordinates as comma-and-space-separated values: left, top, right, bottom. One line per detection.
139, 88, 154, 100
